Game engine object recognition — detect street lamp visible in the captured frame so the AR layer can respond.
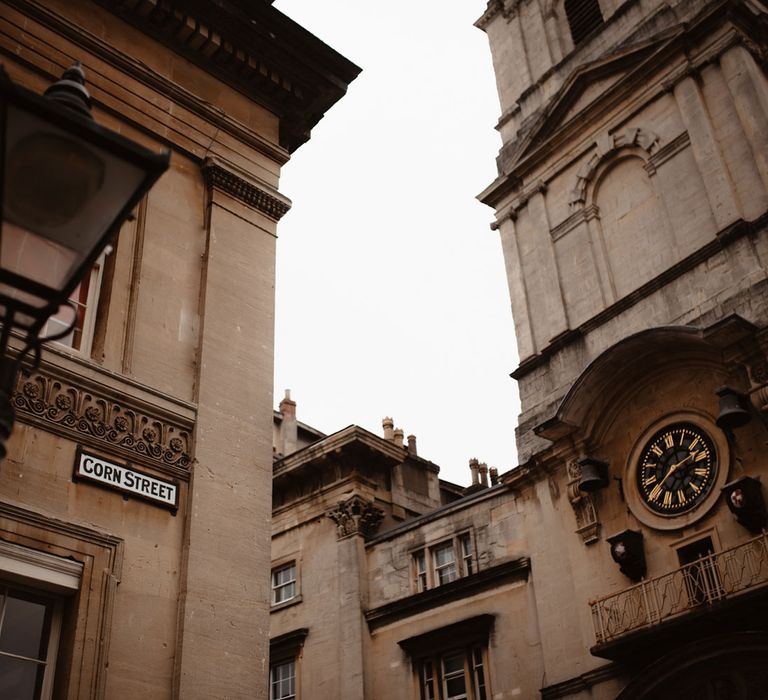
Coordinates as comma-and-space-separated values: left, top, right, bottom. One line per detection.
0, 62, 170, 457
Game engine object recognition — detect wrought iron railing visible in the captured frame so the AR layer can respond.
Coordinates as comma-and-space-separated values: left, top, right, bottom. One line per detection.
590, 532, 768, 644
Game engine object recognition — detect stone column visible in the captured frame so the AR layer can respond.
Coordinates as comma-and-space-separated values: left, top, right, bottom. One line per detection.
327, 495, 384, 700
721, 46, 768, 193
175, 158, 290, 699
673, 73, 741, 229
497, 214, 536, 359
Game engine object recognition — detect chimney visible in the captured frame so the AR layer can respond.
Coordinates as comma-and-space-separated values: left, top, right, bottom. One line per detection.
479, 462, 489, 487
469, 458, 480, 485
489, 467, 499, 486
382, 417, 394, 441
407, 434, 417, 456
279, 389, 297, 456
393, 428, 404, 448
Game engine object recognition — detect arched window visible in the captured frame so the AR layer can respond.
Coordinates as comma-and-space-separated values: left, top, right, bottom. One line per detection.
564, 0, 604, 45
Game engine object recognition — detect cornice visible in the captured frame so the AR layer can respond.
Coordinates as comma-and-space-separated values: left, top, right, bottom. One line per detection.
511, 215, 766, 381
0, 539, 84, 591
2, 0, 290, 166
10, 351, 195, 478
365, 558, 530, 631
202, 158, 291, 221
91, 0, 361, 153
541, 663, 621, 699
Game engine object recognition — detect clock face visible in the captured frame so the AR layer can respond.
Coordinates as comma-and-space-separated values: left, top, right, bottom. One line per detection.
636, 423, 717, 515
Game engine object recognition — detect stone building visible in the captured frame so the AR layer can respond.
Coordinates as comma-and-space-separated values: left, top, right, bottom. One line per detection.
269, 0, 768, 698
0, 1, 357, 699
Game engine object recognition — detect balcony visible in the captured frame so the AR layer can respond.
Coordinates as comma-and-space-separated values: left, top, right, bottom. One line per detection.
590, 533, 768, 659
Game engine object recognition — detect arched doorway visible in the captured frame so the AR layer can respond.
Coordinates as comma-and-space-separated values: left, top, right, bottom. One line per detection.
617, 632, 768, 699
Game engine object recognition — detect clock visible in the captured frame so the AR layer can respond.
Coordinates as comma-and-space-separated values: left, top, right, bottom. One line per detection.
636, 422, 717, 515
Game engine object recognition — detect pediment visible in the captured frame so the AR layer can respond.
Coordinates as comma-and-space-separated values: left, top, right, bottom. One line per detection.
512, 32, 680, 170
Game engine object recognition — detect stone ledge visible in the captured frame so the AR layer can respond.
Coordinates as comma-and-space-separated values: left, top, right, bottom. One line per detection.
364, 557, 530, 631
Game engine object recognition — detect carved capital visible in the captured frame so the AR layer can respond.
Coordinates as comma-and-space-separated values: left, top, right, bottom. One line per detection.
13, 368, 192, 475
566, 459, 601, 544
202, 159, 291, 221
327, 495, 384, 540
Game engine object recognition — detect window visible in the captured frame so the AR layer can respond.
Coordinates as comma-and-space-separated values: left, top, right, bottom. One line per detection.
41, 250, 109, 354
269, 628, 307, 700
401, 615, 493, 700
564, 0, 604, 45
413, 532, 475, 591
270, 659, 295, 700
271, 562, 297, 605
419, 646, 489, 700
0, 586, 62, 700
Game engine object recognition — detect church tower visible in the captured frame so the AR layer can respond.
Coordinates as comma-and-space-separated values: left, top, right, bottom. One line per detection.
477, 1, 768, 696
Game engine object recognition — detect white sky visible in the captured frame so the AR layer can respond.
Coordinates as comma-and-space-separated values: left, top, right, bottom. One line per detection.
273, 1, 520, 485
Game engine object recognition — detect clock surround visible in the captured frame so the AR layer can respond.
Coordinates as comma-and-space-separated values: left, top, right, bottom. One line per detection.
625, 412, 730, 530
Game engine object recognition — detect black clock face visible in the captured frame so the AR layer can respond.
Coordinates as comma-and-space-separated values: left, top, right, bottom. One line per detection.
637, 423, 717, 515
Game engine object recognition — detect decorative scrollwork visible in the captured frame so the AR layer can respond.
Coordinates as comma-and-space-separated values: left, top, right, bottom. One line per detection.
12, 369, 191, 470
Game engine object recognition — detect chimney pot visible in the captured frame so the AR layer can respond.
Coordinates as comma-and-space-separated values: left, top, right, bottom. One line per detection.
469, 458, 480, 485
393, 428, 404, 448
407, 434, 417, 455
479, 462, 489, 487
489, 467, 499, 486
383, 417, 394, 441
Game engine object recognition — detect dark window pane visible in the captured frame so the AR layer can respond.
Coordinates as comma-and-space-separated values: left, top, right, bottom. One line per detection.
0, 592, 51, 660
0, 654, 45, 700
445, 675, 467, 698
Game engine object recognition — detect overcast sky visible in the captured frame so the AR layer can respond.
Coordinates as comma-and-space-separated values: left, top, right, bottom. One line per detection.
272, 1, 520, 485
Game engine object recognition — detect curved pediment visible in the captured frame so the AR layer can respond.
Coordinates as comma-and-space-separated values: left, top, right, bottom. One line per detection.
535, 316, 757, 443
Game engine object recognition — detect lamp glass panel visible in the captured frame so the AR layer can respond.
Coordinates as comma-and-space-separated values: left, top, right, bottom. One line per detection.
1, 102, 147, 298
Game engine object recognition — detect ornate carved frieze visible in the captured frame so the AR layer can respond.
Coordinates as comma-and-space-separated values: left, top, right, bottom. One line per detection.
202, 161, 291, 221
328, 495, 384, 540
566, 459, 601, 544
13, 368, 192, 474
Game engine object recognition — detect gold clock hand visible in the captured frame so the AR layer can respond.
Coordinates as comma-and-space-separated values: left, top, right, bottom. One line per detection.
658, 453, 694, 489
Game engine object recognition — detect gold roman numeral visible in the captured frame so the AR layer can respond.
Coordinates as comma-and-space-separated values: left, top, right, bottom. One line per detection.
649, 483, 664, 501
677, 489, 686, 504
694, 451, 708, 462
651, 444, 663, 457
664, 434, 674, 449
643, 476, 656, 487
663, 491, 673, 507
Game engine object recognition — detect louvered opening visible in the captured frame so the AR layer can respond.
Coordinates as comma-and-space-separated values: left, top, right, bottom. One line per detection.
565, 0, 604, 46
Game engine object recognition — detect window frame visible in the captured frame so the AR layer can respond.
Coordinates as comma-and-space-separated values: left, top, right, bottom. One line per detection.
41, 248, 110, 356
411, 531, 476, 592
271, 561, 298, 607
269, 658, 296, 700
0, 584, 63, 700
0, 540, 84, 700
417, 644, 490, 700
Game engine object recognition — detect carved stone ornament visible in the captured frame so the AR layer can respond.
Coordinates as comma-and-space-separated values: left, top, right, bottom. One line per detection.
566, 459, 601, 544
569, 127, 660, 207
327, 495, 384, 540
13, 368, 192, 472
202, 160, 291, 221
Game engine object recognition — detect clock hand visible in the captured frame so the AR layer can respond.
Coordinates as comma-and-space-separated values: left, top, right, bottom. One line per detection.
659, 452, 695, 486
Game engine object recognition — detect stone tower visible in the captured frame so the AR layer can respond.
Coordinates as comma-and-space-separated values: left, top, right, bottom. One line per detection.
476, 0, 768, 463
